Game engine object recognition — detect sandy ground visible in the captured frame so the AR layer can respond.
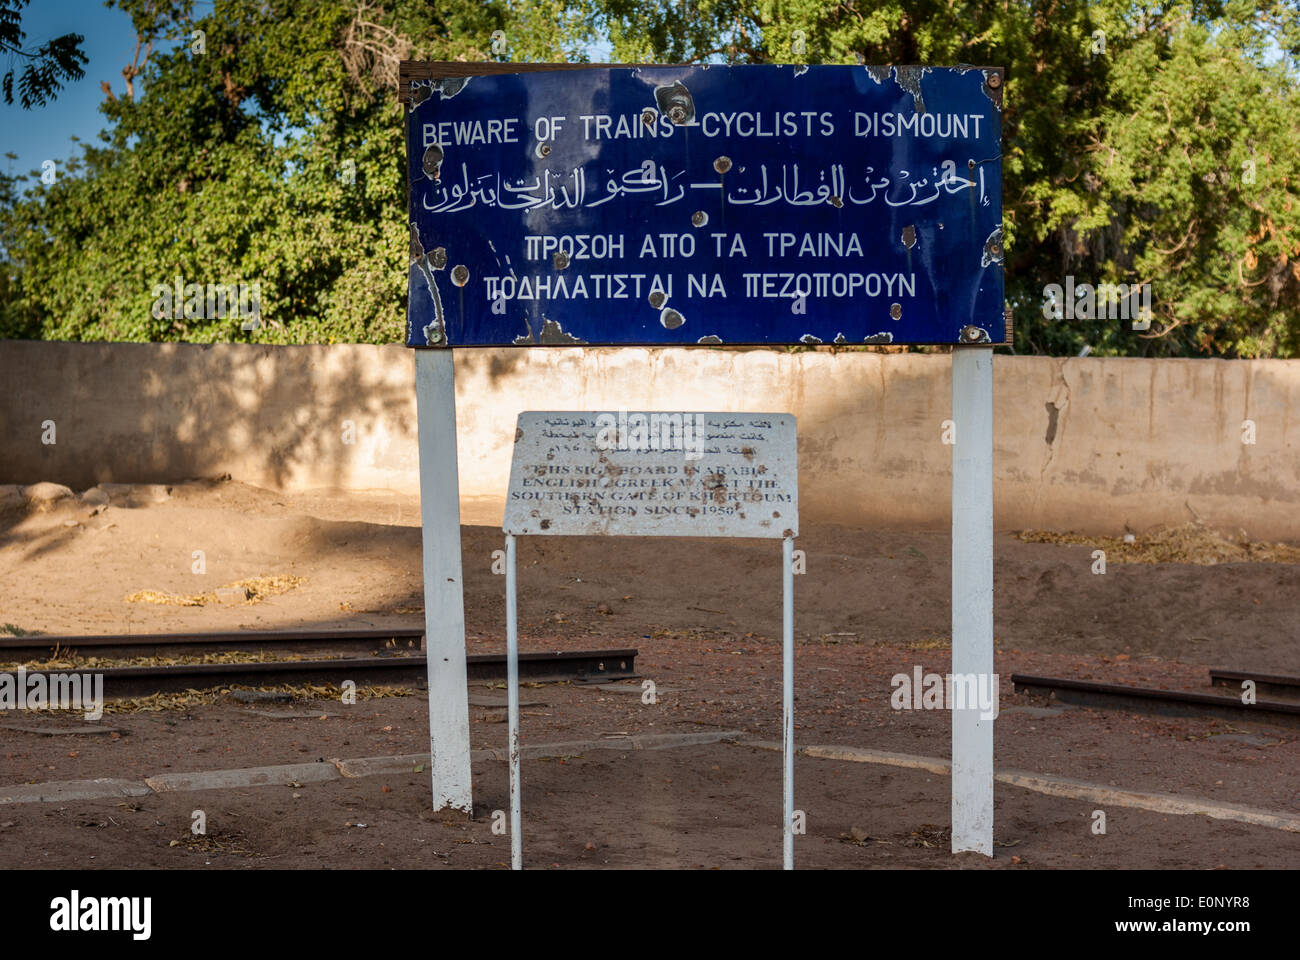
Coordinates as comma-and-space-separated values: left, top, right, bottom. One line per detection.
0, 480, 1297, 869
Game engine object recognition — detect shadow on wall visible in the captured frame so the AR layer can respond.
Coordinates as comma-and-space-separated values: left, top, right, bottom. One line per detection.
0, 341, 419, 492
2, 342, 1298, 540
459, 344, 529, 387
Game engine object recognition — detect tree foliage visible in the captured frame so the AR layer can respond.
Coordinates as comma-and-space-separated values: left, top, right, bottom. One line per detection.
2, 0, 589, 344
1, 0, 1298, 356
1, 0, 88, 108
599, 0, 1300, 356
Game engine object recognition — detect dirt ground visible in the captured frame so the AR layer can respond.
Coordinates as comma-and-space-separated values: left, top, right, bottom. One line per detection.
0, 480, 1297, 869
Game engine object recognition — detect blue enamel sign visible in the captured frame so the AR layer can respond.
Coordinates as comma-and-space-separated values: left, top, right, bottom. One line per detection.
405, 64, 1004, 347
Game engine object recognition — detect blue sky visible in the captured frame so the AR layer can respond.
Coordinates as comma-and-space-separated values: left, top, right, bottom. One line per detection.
0, 1, 174, 180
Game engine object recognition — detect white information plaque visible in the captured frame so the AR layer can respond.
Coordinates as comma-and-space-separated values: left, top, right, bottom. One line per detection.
503, 411, 798, 539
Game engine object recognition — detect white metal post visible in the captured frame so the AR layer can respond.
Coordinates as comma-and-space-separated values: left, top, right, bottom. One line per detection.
951, 345, 994, 856
782, 535, 795, 870
414, 349, 473, 813
505, 533, 522, 870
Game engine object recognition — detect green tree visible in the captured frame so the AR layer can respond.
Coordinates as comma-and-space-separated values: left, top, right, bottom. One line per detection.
2, 0, 1298, 356
0, 0, 594, 344
0, 0, 88, 108
599, 0, 1300, 357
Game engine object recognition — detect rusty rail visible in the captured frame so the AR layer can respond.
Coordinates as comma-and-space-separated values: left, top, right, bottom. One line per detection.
1208, 668, 1300, 704
0, 632, 638, 698
0, 627, 424, 661
1011, 673, 1300, 729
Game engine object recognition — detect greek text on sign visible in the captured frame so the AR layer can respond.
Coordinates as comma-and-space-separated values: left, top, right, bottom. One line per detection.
406, 64, 1004, 347
504, 412, 797, 539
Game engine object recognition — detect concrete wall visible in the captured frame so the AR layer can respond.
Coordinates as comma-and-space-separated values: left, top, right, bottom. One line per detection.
2, 340, 1297, 537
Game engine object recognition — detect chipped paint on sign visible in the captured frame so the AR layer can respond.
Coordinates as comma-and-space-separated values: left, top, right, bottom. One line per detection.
503, 412, 797, 538
405, 64, 1004, 347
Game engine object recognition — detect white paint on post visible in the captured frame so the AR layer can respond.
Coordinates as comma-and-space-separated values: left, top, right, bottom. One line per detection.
951, 345, 994, 856
782, 534, 795, 870
414, 349, 473, 813
505, 534, 522, 870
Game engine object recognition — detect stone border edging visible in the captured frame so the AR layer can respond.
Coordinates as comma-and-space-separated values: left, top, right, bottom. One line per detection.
0, 730, 744, 803
738, 739, 1300, 834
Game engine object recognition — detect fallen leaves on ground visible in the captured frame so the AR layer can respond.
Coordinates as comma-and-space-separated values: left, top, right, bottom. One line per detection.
0, 649, 365, 671
100, 682, 413, 714
1016, 523, 1300, 565
903, 824, 952, 848
124, 574, 307, 606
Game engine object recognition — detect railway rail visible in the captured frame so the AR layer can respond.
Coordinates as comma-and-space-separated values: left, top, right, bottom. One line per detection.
1011, 670, 1300, 729
1208, 668, 1300, 704
0, 627, 425, 660
0, 628, 638, 699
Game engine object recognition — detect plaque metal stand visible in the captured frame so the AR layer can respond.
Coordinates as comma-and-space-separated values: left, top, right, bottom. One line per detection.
500, 410, 799, 869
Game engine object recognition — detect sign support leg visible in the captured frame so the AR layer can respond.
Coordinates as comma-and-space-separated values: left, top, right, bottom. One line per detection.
782, 534, 795, 870
505, 533, 522, 870
414, 349, 473, 813
951, 345, 994, 856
